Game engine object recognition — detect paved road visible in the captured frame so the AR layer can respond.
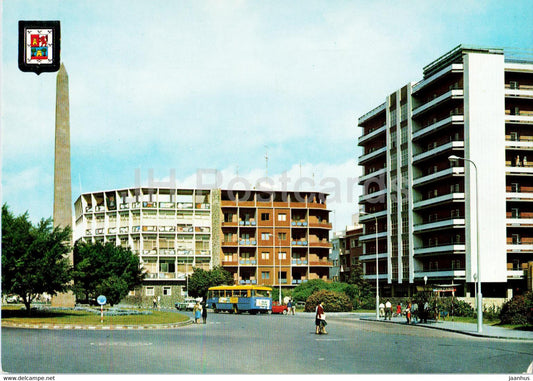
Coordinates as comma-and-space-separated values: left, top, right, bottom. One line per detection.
2, 311, 533, 374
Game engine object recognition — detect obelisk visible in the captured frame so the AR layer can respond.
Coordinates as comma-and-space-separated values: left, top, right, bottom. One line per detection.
51, 63, 75, 307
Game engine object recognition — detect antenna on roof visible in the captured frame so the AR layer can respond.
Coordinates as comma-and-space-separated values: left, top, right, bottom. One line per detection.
264, 146, 269, 178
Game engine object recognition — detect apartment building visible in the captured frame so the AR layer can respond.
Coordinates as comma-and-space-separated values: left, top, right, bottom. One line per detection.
357, 45, 533, 301
74, 187, 332, 296
333, 226, 364, 283
219, 189, 332, 287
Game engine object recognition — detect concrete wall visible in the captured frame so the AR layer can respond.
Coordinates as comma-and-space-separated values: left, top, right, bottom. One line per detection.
463, 51, 507, 283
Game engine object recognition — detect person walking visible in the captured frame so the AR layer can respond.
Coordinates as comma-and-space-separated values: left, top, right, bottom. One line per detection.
379, 302, 385, 319
396, 303, 402, 318
193, 301, 201, 324
412, 302, 419, 323
201, 298, 208, 324
287, 299, 292, 316
315, 301, 327, 334
406, 302, 412, 324
385, 299, 392, 320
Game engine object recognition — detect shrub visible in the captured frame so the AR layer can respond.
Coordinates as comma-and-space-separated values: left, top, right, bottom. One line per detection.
500, 292, 533, 325
304, 289, 352, 312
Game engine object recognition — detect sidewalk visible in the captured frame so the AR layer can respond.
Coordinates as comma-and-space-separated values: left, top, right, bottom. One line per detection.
359, 314, 533, 340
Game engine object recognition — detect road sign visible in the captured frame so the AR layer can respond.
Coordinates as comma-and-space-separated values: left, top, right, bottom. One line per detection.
97, 295, 107, 305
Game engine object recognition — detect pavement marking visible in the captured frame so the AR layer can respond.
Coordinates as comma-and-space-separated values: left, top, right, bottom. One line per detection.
90, 342, 153, 347
315, 338, 347, 342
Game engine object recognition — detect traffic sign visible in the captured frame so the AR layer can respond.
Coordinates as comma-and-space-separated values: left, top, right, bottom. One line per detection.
97, 295, 107, 305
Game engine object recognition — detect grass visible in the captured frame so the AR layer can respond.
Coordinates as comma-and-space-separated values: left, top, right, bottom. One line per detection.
1, 306, 189, 326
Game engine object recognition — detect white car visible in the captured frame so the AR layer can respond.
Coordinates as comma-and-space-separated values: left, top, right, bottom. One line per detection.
175, 298, 197, 311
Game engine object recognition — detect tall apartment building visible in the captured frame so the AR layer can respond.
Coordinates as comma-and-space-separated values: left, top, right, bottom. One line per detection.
357, 45, 533, 301
74, 188, 331, 297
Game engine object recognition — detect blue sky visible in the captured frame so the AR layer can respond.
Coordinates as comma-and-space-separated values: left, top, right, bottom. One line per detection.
2, 0, 532, 230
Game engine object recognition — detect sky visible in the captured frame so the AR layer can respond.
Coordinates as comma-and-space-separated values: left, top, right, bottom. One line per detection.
2, 0, 533, 231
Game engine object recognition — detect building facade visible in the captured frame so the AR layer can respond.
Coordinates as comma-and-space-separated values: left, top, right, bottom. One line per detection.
357, 45, 533, 301
74, 188, 331, 298
335, 226, 364, 283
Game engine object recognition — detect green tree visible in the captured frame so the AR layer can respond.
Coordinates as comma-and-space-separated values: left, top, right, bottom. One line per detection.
187, 266, 233, 299
72, 241, 144, 305
305, 289, 352, 312
346, 259, 375, 309
1, 204, 72, 314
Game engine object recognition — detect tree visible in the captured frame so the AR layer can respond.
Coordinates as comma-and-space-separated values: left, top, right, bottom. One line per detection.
187, 266, 233, 299
305, 289, 352, 312
1, 204, 72, 314
347, 259, 375, 309
72, 241, 144, 305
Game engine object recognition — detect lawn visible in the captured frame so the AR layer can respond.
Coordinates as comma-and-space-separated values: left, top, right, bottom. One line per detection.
1, 306, 189, 326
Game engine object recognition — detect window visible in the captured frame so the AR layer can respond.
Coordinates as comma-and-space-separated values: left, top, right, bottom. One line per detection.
278, 213, 287, 221
278, 232, 287, 240
512, 234, 521, 244
510, 81, 519, 89
145, 287, 154, 296
278, 252, 286, 259
512, 208, 520, 218
261, 213, 270, 221
510, 132, 518, 141
261, 271, 270, 279
261, 252, 269, 260
163, 286, 171, 296
511, 183, 520, 192
261, 232, 270, 240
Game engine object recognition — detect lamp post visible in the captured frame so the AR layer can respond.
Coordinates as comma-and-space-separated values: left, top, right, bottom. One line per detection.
360, 211, 379, 320
448, 155, 482, 333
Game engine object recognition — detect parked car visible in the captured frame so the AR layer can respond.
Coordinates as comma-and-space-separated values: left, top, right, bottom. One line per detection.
6, 295, 20, 303
271, 301, 288, 314
175, 298, 197, 311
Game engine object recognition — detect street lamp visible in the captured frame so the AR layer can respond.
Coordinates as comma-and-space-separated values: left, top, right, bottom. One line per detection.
448, 154, 482, 333
360, 211, 379, 320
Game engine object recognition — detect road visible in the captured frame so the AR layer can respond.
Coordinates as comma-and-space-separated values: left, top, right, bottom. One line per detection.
2, 311, 532, 374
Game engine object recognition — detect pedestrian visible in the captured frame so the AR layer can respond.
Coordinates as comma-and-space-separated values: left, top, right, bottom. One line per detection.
157, 295, 161, 311
152, 297, 157, 309
396, 303, 402, 318
406, 302, 411, 324
412, 302, 419, 323
379, 301, 385, 319
423, 301, 429, 323
290, 299, 295, 315
287, 299, 292, 316
385, 299, 392, 320
193, 302, 201, 323
315, 301, 327, 334
201, 298, 208, 324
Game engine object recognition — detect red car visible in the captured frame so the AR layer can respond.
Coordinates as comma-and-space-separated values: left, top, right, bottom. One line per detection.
271, 301, 288, 314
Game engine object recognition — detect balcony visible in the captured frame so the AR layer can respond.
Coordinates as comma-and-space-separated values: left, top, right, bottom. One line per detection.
364, 273, 389, 281
308, 260, 333, 266
413, 193, 464, 210
505, 88, 533, 99
412, 63, 463, 94
414, 244, 466, 256
359, 188, 387, 203
358, 146, 387, 165
505, 114, 533, 124
308, 221, 332, 229
414, 269, 466, 279
359, 209, 387, 222
358, 231, 388, 242
505, 164, 533, 175
413, 167, 464, 187
412, 89, 464, 118
506, 244, 533, 253
290, 220, 308, 227
359, 252, 388, 261
412, 115, 464, 141
505, 136, 533, 151
507, 269, 525, 279
358, 167, 387, 185
506, 217, 533, 227
412, 141, 464, 164
413, 218, 465, 233
358, 124, 386, 145
358, 103, 386, 124
506, 192, 533, 202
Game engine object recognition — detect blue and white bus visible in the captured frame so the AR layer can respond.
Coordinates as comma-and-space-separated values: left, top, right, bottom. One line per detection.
207, 285, 272, 314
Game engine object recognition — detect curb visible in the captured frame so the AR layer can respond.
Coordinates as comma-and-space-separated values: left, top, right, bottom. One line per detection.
359, 317, 533, 341
2, 319, 193, 330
